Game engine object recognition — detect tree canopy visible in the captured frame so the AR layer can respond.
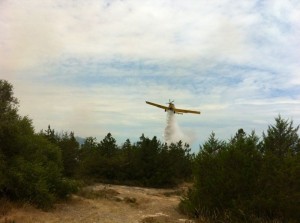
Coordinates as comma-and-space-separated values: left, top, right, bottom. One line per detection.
180, 120, 300, 222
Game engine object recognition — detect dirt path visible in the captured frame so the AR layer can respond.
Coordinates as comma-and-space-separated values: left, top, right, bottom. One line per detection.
1, 184, 194, 223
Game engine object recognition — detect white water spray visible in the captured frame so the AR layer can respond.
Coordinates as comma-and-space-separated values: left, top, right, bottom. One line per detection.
164, 111, 195, 144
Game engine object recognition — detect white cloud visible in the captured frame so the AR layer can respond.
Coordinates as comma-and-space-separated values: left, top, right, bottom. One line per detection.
1, 0, 300, 150
1, 0, 255, 71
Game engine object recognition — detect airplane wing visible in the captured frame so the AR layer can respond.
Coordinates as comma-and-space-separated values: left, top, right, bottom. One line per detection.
146, 101, 169, 110
174, 108, 201, 114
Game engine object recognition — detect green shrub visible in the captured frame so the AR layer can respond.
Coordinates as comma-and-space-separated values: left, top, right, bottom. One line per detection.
0, 80, 79, 208
181, 120, 300, 222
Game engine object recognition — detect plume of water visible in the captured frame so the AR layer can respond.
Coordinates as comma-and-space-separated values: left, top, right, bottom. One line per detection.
164, 110, 196, 145
164, 111, 184, 144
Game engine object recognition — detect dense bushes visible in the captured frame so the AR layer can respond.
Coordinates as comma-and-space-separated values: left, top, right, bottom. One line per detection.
42, 127, 80, 178
78, 134, 194, 187
39, 127, 194, 188
0, 80, 78, 208
180, 117, 300, 222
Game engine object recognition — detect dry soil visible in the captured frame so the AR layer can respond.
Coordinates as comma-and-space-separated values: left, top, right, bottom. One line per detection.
1, 184, 195, 223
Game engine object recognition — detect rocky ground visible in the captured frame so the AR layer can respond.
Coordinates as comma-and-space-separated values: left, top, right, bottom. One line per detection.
1, 183, 195, 223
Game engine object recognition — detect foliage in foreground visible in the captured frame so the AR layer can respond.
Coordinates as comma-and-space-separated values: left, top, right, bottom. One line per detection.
180, 117, 300, 222
0, 80, 78, 208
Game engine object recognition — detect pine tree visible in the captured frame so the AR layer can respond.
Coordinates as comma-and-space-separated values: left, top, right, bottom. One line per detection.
259, 116, 300, 219
263, 115, 300, 156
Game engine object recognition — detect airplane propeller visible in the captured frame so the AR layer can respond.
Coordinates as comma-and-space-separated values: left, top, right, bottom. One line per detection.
166, 99, 174, 104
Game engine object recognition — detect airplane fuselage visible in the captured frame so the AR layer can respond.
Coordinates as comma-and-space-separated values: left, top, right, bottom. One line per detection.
165, 103, 183, 114
168, 103, 175, 110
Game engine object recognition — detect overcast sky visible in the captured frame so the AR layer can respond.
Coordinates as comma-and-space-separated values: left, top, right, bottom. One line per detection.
1, 0, 300, 151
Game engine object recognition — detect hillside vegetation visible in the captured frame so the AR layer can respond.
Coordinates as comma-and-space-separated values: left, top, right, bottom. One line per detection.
1, 79, 300, 222
180, 120, 300, 222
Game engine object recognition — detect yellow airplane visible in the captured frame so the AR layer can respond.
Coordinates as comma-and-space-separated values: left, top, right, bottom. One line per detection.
146, 100, 201, 115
